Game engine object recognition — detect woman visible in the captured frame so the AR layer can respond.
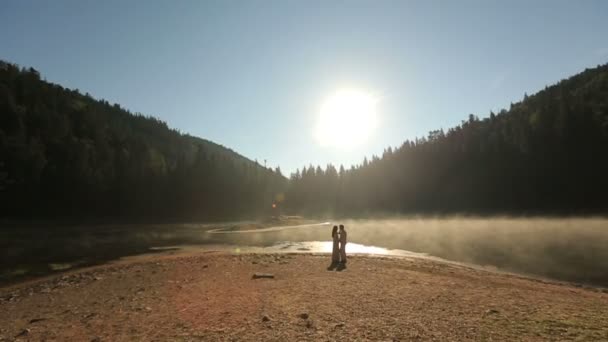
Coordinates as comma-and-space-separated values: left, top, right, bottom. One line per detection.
331, 225, 340, 264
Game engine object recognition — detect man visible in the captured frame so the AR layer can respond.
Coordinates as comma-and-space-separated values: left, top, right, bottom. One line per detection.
339, 224, 347, 263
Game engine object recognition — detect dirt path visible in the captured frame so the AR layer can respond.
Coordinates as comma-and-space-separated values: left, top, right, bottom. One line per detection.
1, 251, 607, 341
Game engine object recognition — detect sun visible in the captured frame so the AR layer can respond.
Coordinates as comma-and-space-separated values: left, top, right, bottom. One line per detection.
314, 89, 378, 148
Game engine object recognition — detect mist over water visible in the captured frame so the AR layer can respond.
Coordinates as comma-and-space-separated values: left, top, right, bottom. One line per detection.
2, 217, 608, 287
335, 217, 608, 286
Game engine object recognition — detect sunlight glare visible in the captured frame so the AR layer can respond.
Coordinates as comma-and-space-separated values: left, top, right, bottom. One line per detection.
315, 89, 378, 147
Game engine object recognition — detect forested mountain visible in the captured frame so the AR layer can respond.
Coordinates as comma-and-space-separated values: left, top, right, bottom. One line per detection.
286, 64, 608, 216
0, 61, 287, 220
2, 60, 607, 221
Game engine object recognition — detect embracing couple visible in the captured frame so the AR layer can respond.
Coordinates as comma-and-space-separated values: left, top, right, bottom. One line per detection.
331, 224, 347, 265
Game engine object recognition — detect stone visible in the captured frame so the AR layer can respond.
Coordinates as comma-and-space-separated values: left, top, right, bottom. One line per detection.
29, 318, 46, 324
262, 315, 271, 322
299, 313, 309, 319
15, 328, 30, 337
83, 313, 97, 319
252, 273, 274, 279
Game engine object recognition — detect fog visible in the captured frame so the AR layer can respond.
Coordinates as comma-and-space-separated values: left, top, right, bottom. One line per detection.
210, 217, 608, 286
343, 217, 608, 286
2, 217, 608, 287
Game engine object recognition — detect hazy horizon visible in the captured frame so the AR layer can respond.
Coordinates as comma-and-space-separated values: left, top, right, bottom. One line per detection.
2, 0, 608, 174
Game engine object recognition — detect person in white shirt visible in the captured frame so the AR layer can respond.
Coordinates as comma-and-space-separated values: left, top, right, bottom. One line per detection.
331, 225, 340, 264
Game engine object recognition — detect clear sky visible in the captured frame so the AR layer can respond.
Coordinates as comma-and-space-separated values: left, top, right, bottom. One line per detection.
2, 1, 607, 175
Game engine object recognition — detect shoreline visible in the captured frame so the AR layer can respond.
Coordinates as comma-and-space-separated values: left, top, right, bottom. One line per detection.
5, 218, 608, 289
3, 242, 607, 293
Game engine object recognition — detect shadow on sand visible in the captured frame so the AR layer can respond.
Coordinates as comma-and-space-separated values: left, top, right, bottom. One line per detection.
327, 262, 347, 272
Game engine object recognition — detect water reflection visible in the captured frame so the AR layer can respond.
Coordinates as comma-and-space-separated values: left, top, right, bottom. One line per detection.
206, 222, 331, 234
261, 241, 417, 256
166, 240, 434, 259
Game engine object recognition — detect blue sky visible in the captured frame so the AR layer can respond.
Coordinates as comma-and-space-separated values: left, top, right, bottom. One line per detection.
1, 1, 607, 174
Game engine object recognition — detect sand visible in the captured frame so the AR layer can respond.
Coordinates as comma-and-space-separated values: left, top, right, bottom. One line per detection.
1, 250, 607, 341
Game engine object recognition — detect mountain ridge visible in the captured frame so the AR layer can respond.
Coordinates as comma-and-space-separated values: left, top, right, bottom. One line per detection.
0, 60, 286, 220
285, 62, 608, 215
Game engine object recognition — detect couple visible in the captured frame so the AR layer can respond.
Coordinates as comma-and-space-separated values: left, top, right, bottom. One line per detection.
331, 224, 347, 265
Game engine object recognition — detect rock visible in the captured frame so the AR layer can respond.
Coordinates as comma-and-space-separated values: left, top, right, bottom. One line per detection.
252, 273, 274, 279
91, 337, 102, 342
485, 309, 499, 315
29, 318, 46, 324
262, 315, 271, 322
15, 328, 30, 337
299, 313, 309, 319
335, 322, 345, 328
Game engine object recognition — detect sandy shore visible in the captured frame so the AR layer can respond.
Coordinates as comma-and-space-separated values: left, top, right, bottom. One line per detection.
1, 250, 607, 341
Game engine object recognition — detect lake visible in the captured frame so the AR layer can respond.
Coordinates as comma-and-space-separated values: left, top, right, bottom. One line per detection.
2, 217, 608, 287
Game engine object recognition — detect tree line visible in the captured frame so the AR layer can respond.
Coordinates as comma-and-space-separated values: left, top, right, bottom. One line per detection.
0, 61, 286, 221
2, 60, 607, 221
285, 64, 608, 216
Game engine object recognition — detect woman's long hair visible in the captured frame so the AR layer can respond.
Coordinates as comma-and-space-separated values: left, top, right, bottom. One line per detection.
332, 225, 338, 238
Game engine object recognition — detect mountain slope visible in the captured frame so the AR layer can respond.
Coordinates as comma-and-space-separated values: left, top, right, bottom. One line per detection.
0, 61, 286, 220
286, 63, 608, 215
